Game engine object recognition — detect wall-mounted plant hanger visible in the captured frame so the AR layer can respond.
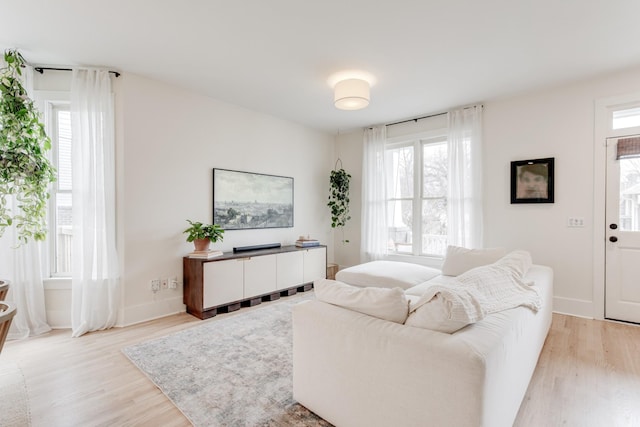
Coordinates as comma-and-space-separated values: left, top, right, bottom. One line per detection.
328, 158, 351, 243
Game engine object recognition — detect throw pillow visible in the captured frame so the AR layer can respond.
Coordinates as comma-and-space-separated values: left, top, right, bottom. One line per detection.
440, 245, 506, 276
314, 278, 409, 324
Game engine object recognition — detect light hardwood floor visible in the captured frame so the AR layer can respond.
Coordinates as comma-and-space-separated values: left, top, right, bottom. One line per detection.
2, 311, 639, 427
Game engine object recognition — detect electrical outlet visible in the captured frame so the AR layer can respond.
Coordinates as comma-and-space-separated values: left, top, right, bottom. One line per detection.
150, 279, 160, 293
567, 217, 585, 228
169, 277, 178, 289
161, 278, 169, 290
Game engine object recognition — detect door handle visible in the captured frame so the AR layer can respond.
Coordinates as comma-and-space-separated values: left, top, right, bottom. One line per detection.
610, 223, 618, 230
609, 236, 618, 243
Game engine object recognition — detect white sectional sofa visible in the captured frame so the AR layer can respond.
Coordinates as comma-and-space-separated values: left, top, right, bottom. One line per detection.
292, 253, 553, 427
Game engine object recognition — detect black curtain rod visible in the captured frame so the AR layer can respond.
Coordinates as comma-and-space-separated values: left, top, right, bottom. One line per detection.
34, 66, 120, 78
386, 112, 447, 127
384, 104, 483, 128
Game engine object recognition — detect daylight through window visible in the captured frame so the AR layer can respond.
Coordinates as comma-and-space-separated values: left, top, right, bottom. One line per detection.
50, 106, 73, 276
386, 137, 448, 257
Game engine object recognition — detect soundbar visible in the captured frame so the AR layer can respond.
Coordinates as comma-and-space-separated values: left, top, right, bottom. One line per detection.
233, 242, 281, 253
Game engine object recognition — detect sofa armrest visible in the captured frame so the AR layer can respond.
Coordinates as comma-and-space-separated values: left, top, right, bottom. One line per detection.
293, 300, 486, 427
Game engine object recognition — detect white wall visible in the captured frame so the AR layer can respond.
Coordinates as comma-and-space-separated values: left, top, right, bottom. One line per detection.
32, 71, 335, 327
336, 65, 640, 319
119, 74, 335, 325
484, 65, 640, 318
333, 131, 363, 268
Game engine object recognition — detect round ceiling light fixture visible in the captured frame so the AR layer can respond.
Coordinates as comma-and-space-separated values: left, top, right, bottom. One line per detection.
333, 78, 370, 110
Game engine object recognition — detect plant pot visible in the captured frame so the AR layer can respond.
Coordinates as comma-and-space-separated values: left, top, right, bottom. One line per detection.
193, 239, 211, 252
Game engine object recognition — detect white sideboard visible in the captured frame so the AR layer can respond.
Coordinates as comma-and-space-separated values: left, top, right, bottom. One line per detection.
183, 245, 326, 319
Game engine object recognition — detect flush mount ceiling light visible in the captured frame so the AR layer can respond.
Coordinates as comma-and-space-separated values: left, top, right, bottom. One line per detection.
334, 78, 370, 110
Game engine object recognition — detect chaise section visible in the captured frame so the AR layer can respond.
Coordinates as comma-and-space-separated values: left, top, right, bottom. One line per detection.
335, 260, 440, 290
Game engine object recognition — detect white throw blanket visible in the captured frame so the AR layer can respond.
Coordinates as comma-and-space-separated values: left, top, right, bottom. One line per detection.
411, 264, 542, 324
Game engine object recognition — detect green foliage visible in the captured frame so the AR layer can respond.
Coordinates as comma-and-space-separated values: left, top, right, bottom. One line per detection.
0, 50, 56, 244
183, 219, 225, 243
328, 168, 351, 242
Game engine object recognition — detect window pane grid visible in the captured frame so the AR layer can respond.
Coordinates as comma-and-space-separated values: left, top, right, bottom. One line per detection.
386, 136, 448, 257
51, 105, 73, 276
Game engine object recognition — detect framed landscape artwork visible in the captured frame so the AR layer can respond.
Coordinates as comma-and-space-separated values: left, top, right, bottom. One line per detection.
213, 168, 294, 230
510, 157, 555, 204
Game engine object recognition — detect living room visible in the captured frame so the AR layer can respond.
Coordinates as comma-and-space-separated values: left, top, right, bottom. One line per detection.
1, 1, 640, 426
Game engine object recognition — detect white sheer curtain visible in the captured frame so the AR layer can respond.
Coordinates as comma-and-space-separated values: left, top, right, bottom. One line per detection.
70, 69, 119, 338
361, 125, 388, 262
447, 105, 483, 248
0, 61, 51, 340
0, 213, 51, 340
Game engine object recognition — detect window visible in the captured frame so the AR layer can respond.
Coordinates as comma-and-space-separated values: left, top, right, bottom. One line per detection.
612, 106, 640, 130
386, 136, 448, 257
49, 105, 73, 276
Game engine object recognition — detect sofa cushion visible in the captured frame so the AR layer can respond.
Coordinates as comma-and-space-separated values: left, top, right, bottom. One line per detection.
335, 260, 440, 290
405, 293, 470, 333
314, 278, 409, 324
441, 245, 506, 276
492, 250, 532, 277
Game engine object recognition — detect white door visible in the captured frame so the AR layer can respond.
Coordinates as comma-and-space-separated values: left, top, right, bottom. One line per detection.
605, 135, 640, 323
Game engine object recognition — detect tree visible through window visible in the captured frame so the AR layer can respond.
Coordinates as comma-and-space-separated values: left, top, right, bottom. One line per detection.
386, 137, 448, 257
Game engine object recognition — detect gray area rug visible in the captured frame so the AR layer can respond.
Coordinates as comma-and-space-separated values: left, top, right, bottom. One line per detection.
0, 360, 31, 427
123, 293, 332, 427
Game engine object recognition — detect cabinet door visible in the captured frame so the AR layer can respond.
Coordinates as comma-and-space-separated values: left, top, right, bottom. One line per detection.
277, 251, 304, 290
203, 259, 244, 309
303, 246, 327, 283
244, 254, 277, 297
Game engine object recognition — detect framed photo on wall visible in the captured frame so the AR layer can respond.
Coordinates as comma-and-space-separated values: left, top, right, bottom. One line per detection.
510, 157, 554, 204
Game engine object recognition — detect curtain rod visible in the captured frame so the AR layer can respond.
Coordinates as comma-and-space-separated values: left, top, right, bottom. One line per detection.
386, 112, 447, 127
34, 66, 121, 78
383, 104, 483, 128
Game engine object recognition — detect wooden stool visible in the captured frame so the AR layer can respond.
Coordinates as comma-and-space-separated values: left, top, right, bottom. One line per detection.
327, 263, 339, 280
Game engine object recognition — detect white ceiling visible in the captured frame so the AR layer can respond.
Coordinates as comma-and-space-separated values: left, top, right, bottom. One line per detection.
3, 1, 640, 134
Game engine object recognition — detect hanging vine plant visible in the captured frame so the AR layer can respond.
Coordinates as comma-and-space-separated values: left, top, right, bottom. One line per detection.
0, 49, 56, 243
328, 159, 351, 243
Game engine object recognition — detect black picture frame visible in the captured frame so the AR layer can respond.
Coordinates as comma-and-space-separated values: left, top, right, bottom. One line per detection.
213, 168, 294, 230
510, 157, 554, 204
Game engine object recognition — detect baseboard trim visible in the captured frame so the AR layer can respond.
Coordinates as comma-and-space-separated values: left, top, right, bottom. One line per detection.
119, 295, 186, 327
553, 296, 594, 319
45, 309, 71, 329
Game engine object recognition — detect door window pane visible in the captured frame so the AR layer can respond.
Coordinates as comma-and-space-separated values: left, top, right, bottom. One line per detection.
619, 157, 640, 231
613, 107, 640, 130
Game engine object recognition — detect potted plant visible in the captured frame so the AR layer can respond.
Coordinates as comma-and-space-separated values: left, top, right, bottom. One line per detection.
0, 49, 56, 244
183, 220, 224, 251
327, 161, 351, 243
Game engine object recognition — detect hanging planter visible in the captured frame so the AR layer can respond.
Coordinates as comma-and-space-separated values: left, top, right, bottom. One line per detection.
0, 50, 56, 244
328, 159, 351, 243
